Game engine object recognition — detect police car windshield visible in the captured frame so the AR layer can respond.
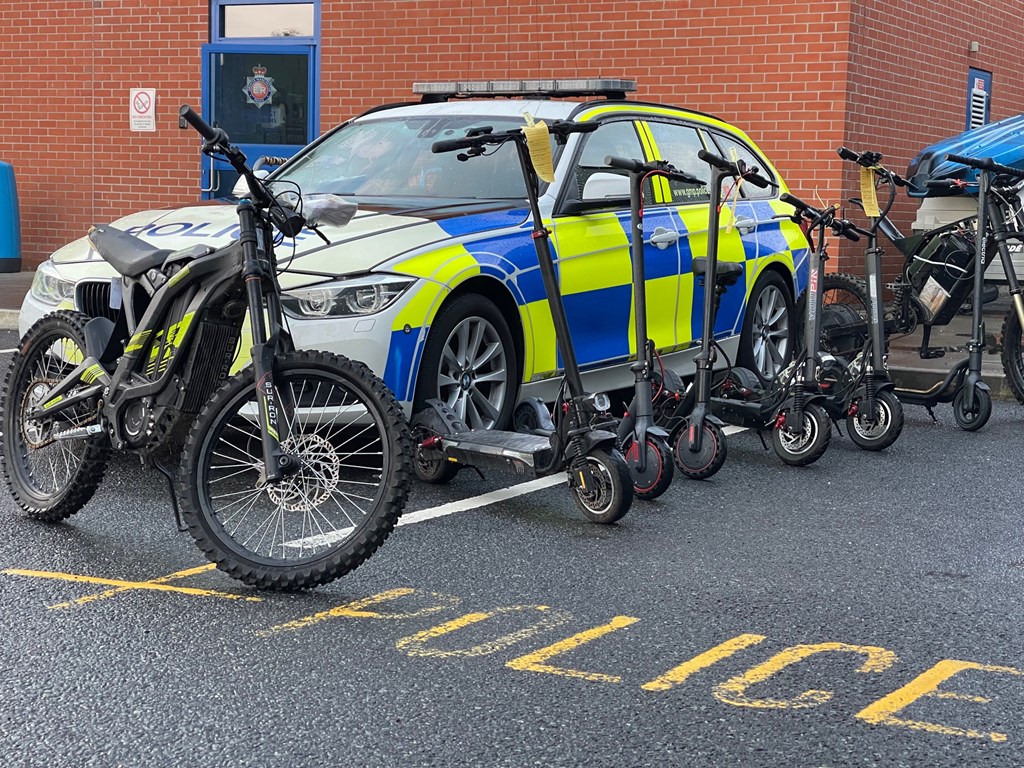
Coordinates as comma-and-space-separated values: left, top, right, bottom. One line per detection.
277, 115, 536, 200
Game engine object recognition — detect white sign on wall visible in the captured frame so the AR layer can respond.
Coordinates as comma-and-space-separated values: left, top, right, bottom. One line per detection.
129, 88, 156, 132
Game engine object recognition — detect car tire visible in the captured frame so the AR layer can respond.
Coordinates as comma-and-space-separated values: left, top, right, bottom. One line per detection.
414, 292, 519, 431
739, 270, 794, 382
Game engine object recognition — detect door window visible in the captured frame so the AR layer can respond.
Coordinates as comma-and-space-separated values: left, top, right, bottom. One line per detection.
645, 121, 710, 204
707, 132, 777, 200
211, 52, 309, 146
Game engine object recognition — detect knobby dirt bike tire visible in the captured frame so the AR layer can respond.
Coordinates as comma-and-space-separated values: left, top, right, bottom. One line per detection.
1, 311, 111, 522
177, 350, 412, 590
999, 307, 1024, 405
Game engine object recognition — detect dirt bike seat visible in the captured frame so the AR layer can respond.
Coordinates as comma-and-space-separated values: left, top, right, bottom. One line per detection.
692, 257, 743, 286
87, 224, 172, 277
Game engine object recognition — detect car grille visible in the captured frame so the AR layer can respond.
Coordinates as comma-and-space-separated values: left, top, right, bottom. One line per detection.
76, 280, 119, 321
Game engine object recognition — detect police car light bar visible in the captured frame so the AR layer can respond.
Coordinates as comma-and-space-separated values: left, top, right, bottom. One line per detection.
413, 78, 637, 102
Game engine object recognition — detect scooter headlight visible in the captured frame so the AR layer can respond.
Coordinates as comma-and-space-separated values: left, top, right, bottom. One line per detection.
589, 392, 611, 413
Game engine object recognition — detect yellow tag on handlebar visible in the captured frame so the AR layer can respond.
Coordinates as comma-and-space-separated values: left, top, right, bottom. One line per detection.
724, 147, 743, 233
859, 166, 880, 218
523, 116, 555, 183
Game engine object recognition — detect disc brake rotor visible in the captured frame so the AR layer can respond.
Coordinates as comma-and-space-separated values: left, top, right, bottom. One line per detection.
266, 432, 341, 512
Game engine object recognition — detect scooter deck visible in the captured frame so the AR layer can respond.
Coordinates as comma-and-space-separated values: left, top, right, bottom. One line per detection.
441, 430, 554, 477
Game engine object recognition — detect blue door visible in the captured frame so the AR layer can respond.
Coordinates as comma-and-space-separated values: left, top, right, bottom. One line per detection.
201, 43, 316, 198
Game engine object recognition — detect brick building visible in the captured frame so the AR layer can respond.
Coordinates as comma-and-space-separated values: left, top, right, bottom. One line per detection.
2, 0, 1021, 272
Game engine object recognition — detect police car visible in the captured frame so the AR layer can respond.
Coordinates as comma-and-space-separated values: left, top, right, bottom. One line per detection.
22, 79, 809, 431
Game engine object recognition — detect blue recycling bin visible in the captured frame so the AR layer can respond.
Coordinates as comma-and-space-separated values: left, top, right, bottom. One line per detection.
0, 162, 21, 272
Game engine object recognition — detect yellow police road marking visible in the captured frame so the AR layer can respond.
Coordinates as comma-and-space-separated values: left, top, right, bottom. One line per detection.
396, 605, 571, 659
714, 642, 897, 710
506, 615, 640, 683
2, 566, 262, 607
855, 659, 1024, 743
642, 633, 767, 692
262, 588, 462, 635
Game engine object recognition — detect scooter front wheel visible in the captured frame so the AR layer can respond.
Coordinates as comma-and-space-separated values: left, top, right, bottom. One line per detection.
952, 386, 992, 432
673, 420, 727, 480
622, 434, 674, 501
771, 402, 831, 467
847, 389, 904, 451
570, 449, 632, 524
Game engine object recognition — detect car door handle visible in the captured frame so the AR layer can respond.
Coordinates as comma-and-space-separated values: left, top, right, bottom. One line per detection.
650, 227, 681, 250
732, 217, 756, 235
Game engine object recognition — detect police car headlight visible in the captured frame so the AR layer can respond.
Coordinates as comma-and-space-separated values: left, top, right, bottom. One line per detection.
282, 274, 414, 318
30, 260, 76, 305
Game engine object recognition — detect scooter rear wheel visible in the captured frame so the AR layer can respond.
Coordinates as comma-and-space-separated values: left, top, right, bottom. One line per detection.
952, 386, 992, 432
622, 434, 674, 501
771, 402, 831, 467
847, 389, 904, 451
673, 420, 727, 480
570, 448, 632, 524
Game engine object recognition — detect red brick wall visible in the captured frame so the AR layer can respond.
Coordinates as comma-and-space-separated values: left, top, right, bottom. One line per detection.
1, 0, 1021, 274
843, 0, 1024, 273
0, 0, 207, 269
322, 0, 855, 231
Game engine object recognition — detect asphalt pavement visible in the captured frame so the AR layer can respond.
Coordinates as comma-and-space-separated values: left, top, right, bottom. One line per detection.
0, 327, 1023, 767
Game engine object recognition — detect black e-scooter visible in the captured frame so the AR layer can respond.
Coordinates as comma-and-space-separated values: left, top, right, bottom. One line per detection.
413, 121, 634, 524
781, 192, 904, 450
684, 149, 833, 470
835, 147, 1020, 431
603, 155, 707, 498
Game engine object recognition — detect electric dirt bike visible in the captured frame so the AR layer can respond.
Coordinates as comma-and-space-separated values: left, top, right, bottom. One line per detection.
414, 120, 634, 524
0, 105, 412, 590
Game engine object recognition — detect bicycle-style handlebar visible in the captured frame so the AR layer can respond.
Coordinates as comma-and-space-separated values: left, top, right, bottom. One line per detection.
604, 155, 704, 186
179, 104, 223, 144
945, 153, 1024, 180
696, 149, 775, 189
836, 146, 911, 187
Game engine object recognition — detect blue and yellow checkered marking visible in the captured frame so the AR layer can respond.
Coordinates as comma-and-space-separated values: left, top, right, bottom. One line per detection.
381, 194, 802, 400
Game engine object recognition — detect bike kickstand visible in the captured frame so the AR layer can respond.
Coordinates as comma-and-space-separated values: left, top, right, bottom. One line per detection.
149, 457, 187, 532
756, 430, 770, 451
925, 406, 938, 423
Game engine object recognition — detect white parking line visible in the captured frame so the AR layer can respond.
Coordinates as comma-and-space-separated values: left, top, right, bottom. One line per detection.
283, 426, 753, 548
283, 474, 566, 549
0, 348, 17, 354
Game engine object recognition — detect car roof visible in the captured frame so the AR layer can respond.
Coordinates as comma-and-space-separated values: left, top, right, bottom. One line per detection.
354, 99, 581, 122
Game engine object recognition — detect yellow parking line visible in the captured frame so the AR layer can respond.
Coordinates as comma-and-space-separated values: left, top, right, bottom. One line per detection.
2, 567, 262, 606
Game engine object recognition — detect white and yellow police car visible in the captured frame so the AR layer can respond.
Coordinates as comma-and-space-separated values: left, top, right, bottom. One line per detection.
21, 79, 809, 431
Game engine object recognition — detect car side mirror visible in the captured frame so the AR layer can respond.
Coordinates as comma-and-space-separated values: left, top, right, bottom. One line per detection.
231, 169, 271, 198
582, 172, 630, 201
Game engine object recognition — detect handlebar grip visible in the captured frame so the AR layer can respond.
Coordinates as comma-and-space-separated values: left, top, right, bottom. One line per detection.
743, 170, 773, 189
551, 120, 600, 136
946, 153, 1024, 180
835, 221, 861, 242
604, 155, 645, 173
697, 149, 732, 171
179, 105, 218, 142
924, 178, 959, 190
836, 146, 860, 162
432, 137, 479, 154
779, 192, 807, 210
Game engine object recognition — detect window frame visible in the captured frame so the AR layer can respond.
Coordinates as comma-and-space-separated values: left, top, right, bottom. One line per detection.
211, 0, 320, 44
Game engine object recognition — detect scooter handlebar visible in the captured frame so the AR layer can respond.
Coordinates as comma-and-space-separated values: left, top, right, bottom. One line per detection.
945, 153, 1024, 180
604, 156, 705, 186
604, 155, 645, 173
696, 149, 774, 188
